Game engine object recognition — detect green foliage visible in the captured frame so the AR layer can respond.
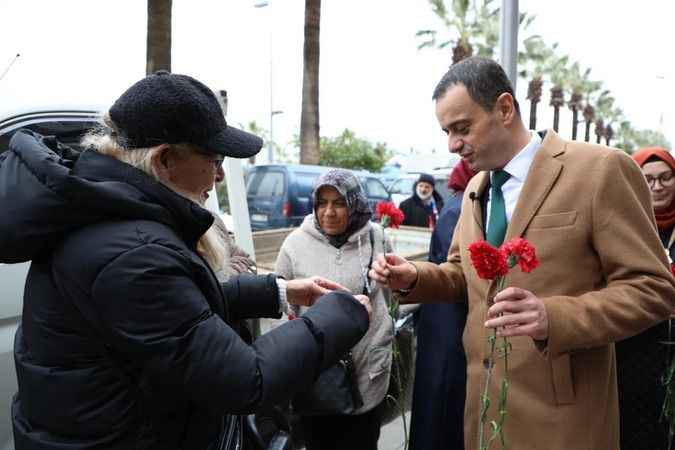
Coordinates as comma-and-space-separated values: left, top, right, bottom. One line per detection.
318, 129, 391, 172
615, 124, 671, 154
216, 182, 229, 213
240, 120, 298, 163
418, 0, 535, 62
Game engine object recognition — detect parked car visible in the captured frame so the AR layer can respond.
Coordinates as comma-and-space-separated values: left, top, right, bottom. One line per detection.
388, 167, 456, 207
377, 163, 404, 186
245, 164, 391, 230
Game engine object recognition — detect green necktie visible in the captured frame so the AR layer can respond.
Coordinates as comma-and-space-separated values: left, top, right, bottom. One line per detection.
486, 169, 511, 246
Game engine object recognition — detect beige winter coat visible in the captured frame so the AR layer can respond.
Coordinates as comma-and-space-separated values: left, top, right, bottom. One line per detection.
275, 215, 394, 414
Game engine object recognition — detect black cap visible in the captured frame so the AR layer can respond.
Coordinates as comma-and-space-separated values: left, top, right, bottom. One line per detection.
109, 70, 262, 158
417, 173, 435, 187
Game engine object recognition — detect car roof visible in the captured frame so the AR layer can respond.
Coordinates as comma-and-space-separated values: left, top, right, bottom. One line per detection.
250, 164, 381, 178
0, 105, 104, 136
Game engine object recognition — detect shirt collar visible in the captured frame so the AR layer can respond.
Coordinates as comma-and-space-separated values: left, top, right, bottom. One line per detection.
499, 131, 542, 182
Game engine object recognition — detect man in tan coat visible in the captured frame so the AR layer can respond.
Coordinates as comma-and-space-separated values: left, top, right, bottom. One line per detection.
370, 57, 675, 450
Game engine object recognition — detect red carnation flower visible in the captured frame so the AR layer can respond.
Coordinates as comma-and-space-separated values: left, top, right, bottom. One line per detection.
501, 237, 539, 273
671, 263, 675, 278
468, 240, 509, 280
376, 201, 405, 229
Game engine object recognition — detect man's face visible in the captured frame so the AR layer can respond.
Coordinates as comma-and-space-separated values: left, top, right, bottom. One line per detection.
435, 84, 508, 172
416, 181, 434, 199
162, 145, 225, 205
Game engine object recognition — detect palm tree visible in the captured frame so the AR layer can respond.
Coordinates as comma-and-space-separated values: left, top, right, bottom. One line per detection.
604, 124, 614, 146
583, 104, 595, 142
299, 0, 321, 165
594, 90, 615, 145
518, 37, 555, 130
417, 0, 474, 64
526, 77, 544, 129
595, 118, 605, 144
546, 55, 569, 132
146, 0, 172, 75
416, 0, 532, 65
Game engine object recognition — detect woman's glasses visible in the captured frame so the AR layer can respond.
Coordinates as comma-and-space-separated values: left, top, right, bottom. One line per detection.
645, 171, 675, 188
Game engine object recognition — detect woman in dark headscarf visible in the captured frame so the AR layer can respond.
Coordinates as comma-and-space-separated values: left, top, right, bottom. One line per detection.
615, 147, 675, 450
409, 159, 476, 450
275, 169, 395, 450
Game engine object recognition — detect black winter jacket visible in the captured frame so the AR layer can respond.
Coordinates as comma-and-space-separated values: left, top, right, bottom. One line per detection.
0, 130, 369, 450
399, 182, 444, 228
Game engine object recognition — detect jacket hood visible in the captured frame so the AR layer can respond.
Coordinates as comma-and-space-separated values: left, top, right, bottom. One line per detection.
0, 129, 214, 263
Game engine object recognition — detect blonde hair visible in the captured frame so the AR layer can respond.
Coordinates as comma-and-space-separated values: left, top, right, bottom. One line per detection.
82, 114, 230, 272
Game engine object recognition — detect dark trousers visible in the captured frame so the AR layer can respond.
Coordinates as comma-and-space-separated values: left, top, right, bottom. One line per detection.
300, 405, 382, 450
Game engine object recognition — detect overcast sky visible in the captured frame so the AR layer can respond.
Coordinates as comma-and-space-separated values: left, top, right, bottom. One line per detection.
1, 0, 674, 163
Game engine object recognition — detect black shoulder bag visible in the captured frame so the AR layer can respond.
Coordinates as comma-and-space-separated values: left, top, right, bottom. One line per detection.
291, 229, 375, 416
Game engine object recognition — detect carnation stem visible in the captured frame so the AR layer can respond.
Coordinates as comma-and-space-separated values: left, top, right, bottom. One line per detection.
479, 276, 510, 450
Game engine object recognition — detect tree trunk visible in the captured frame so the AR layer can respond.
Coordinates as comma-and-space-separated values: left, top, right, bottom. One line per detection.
527, 77, 543, 130
595, 119, 604, 144
571, 108, 578, 140
549, 86, 564, 133
146, 0, 172, 75
299, 0, 321, 165
583, 105, 595, 143
568, 93, 582, 141
529, 101, 537, 130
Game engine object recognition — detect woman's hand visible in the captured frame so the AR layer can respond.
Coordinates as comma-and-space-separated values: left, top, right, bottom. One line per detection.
353, 294, 372, 322
286, 276, 349, 307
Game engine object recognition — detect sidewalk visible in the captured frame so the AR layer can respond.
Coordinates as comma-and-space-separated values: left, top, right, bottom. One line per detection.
378, 412, 410, 450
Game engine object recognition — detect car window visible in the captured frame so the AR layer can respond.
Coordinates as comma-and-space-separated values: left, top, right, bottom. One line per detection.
363, 177, 389, 198
246, 170, 285, 197
0, 120, 97, 154
295, 172, 320, 197
389, 178, 415, 195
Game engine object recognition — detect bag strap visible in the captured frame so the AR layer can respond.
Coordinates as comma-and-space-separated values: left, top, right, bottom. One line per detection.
362, 228, 376, 295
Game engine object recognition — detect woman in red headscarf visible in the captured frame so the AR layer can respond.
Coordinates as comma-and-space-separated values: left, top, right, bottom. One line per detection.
633, 147, 675, 259
615, 147, 675, 450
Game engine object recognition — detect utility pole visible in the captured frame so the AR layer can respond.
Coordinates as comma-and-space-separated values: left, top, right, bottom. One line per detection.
499, 0, 519, 90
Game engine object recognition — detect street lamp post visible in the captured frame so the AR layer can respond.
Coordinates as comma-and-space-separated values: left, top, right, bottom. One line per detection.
253, 0, 283, 163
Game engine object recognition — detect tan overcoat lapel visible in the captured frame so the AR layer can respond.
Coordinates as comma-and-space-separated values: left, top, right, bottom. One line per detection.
505, 131, 565, 240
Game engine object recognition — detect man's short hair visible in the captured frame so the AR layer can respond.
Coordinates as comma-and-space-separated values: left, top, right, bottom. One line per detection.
432, 57, 521, 116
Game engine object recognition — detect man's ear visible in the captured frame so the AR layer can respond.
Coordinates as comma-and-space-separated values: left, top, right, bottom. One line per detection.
496, 92, 517, 126
149, 144, 172, 181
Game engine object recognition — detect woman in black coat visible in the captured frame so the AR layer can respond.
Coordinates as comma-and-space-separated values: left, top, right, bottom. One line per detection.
399, 173, 444, 228
0, 72, 371, 450
615, 147, 675, 450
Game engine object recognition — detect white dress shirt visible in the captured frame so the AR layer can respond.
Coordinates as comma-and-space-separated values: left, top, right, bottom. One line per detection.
486, 131, 542, 230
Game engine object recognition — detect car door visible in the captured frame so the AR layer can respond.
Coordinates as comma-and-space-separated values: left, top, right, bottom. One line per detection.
361, 176, 391, 213
246, 167, 287, 230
